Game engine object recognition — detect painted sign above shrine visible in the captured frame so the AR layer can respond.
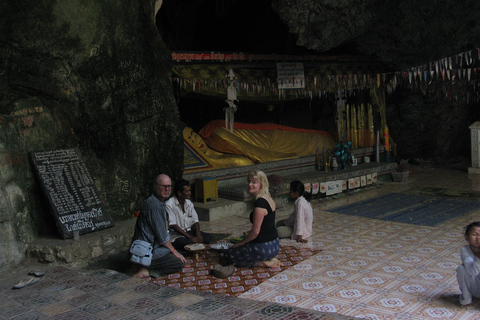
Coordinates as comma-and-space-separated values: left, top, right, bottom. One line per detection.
276, 62, 305, 89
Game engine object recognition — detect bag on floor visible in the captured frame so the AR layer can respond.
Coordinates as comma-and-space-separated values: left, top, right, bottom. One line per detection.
129, 240, 153, 267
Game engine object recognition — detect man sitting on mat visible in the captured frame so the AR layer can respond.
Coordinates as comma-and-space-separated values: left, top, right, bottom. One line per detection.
128, 174, 186, 278
166, 179, 212, 251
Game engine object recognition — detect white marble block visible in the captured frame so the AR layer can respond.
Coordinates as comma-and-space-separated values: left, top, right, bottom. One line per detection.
469, 121, 480, 174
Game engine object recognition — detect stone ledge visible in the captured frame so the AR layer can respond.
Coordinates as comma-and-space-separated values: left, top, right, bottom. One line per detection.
468, 167, 480, 174
217, 162, 396, 201
26, 219, 135, 268
194, 198, 247, 221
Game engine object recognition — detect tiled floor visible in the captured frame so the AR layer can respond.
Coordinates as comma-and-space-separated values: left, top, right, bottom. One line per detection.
0, 264, 357, 320
199, 162, 480, 319
2, 161, 480, 319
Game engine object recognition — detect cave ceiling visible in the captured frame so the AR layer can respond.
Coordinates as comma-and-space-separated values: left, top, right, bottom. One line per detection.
158, 0, 480, 71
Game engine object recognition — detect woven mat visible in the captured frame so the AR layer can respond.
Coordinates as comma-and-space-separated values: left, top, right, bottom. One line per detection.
149, 245, 322, 296
327, 192, 480, 226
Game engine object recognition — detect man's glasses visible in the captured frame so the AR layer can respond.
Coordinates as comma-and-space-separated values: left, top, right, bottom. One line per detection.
159, 185, 172, 189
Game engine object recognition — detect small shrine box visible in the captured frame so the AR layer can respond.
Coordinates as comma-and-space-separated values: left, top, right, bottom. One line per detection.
195, 177, 218, 203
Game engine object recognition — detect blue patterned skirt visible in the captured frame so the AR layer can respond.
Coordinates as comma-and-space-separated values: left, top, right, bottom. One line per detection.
224, 238, 279, 267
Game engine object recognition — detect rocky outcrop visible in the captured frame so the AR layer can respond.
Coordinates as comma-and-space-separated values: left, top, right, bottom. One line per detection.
0, 0, 182, 270
158, 0, 480, 70
272, 0, 480, 70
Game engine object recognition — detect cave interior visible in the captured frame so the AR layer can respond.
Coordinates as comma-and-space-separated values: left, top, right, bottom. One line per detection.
157, 0, 480, 161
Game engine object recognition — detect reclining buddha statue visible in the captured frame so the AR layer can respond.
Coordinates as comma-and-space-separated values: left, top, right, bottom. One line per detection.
183, 126, 255, 169
183, 120, 336, 170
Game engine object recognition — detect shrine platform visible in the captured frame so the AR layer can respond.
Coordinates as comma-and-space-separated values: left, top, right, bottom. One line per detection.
187, 147, 397, 221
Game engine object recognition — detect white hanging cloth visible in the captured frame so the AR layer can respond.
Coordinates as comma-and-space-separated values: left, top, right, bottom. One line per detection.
224, 68, 238, 132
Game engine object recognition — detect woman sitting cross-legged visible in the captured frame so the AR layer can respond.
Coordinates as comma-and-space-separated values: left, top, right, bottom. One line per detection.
217, 170, 280, 274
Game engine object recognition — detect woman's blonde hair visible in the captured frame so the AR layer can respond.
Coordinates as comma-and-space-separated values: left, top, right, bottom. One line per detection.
246, 170, 271, 200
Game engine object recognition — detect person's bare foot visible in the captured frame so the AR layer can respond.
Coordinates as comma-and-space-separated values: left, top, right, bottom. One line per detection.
268, 258, 281, 267
132, 267, 150, 278
254, 258, 281, 268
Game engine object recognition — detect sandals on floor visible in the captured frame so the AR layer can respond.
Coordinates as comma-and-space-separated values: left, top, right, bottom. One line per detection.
12, 276, 40, 289
12, 269, 45, 289
28, 269, 45, 277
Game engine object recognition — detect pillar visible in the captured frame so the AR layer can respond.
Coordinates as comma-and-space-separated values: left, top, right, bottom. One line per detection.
468, 121, 480, 174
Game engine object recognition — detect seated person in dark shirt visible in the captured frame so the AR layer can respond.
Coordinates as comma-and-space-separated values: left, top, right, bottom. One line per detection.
223, 170, 280, 268
128, 174, 186, 278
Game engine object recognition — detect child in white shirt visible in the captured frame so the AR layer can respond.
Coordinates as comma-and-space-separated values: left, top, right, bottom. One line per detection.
457, 221, 480, 305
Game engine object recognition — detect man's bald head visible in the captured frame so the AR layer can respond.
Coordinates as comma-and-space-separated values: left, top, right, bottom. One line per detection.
153, 174, 172, 202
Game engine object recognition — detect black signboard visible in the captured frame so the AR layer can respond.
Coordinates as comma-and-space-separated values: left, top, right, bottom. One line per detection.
30, 148, 114, 239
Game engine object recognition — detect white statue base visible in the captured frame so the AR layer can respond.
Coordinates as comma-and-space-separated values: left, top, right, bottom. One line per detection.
469, 121, 480, 175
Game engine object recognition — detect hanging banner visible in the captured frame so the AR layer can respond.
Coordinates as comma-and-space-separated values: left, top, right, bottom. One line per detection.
277, 62, 305, 89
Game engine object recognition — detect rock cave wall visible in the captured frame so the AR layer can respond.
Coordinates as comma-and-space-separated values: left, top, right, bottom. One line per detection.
0, 0, 182, 270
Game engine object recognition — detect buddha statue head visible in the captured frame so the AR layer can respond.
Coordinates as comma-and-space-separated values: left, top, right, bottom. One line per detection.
182, 126, 255, 169
183, 127, 208, 154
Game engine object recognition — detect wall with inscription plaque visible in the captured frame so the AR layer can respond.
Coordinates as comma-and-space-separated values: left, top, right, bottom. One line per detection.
0, 0, 185, 270
31, 148, 114, 239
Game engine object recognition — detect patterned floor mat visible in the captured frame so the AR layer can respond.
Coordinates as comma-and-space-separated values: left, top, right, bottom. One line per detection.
149, 244, 322, 296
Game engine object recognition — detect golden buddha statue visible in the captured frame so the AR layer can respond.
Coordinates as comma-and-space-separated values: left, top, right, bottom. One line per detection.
183, 127, 255, 169
199, 120, 336, 164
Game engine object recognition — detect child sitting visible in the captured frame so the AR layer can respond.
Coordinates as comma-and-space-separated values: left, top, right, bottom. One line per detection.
457, 221, 480, 305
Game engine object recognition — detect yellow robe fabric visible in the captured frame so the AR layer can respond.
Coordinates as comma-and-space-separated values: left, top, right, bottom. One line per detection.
183, 127, 255, 169
211, 127, 336, 163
